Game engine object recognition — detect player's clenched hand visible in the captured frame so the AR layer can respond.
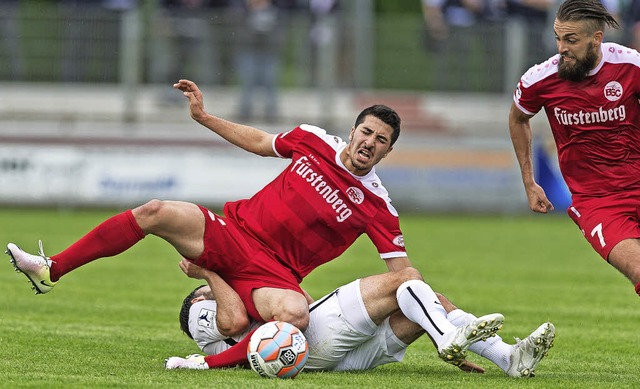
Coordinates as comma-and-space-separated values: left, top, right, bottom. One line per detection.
173, 79, 207, 122
525, 182, 554, 213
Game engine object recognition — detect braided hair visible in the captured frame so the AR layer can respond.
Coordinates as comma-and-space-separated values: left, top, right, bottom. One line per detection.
556, 0, 620, 35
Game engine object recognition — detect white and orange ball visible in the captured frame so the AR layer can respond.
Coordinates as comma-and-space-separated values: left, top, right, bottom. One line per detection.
247, 321, 309, 379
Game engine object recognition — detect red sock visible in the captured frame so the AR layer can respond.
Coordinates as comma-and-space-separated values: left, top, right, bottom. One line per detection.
49, 210, 145, 281
204, 329, 256, 368
635, 281, 640, 297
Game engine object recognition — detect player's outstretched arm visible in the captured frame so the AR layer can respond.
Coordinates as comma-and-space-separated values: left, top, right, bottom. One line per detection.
179, 259, 250, 336
173, 79, 277, 157
508, 102, 554, 213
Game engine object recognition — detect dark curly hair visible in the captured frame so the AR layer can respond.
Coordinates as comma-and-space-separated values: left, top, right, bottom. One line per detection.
179, 284, 207, 339
354, 104, 401, 146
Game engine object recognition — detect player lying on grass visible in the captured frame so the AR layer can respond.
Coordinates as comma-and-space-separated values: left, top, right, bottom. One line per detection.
165, 260, 555, 377
160, 259, 505, 369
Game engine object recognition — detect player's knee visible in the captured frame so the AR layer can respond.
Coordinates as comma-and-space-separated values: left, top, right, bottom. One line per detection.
134, 199, 163, 217
133, 199, 167, 229
287, 314, 310, 332
276, 303, 309, 331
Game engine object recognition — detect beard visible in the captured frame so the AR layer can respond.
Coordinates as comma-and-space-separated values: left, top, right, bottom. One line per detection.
558, 42, 598, 82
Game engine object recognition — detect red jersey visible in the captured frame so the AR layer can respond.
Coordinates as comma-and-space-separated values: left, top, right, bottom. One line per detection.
513, 42, 640, 198
223, 124, 406, 281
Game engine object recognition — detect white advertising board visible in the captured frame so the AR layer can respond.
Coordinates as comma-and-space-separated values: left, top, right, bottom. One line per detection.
0, 144, 287, 207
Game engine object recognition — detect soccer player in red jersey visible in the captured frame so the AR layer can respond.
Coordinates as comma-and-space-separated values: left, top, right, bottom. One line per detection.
509, 0, 640, 296
7, 79, 504, 369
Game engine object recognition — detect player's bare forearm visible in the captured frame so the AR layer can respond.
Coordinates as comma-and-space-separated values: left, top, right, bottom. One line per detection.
508, 103, 535, 186
385, 256, 412, 272
508, 103, 554, 213
199, 114, 277, 157
203, 270, 251, 336
178, 259, 250, 336
173, 79, 276, 157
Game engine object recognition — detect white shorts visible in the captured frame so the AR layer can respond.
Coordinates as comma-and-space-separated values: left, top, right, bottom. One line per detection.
304, 279, 408, 372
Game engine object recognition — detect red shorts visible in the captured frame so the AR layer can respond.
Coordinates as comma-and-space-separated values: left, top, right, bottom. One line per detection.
567, 191, 640, 260
191, 205, 303, 321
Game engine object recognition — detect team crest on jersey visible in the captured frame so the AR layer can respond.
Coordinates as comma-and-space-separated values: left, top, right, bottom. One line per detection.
197, 308, 215, 328
346, 187, 364, 204
392, 235, 404, 247
604, 81, 623, 102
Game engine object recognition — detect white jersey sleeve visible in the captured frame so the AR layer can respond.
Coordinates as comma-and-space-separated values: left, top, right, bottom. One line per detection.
188, 300, 260, 355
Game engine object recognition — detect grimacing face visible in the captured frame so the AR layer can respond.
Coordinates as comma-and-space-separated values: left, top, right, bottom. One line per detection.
554, 19, 602, 82
343, 115, 394, 176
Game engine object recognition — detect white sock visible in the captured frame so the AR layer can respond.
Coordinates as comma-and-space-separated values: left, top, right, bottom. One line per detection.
396, 280, 456, 348
447, 309, 513, 372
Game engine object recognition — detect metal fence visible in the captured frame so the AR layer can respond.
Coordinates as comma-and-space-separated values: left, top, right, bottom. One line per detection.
0, 3, 355, 86
0, 2, 559, 213
0, 1, 559, 94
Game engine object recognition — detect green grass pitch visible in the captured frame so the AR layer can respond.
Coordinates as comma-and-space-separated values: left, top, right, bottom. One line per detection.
0, 207, 638, 388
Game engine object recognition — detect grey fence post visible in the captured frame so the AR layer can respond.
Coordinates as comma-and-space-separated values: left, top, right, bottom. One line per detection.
120, 6, 142, 122
503, 19, 526, 95
353, 0, 373, 89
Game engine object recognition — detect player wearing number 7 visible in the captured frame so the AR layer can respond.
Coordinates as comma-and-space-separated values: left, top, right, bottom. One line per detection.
509, 0, 640, 296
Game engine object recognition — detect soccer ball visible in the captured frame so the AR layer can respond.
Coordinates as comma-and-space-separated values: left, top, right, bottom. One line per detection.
247, 321, 308, 379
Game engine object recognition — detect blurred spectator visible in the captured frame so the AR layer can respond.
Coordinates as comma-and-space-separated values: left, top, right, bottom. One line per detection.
58, 0, 136, 83
307, 0, 339, 86
150, 0, 231, 103
599, 0, 623, 42
0, 0, 24, 81
422, 0, 505, 91
506, 0, 554, 67
624, 0, 640, 50
209, 0, 235, 86
233, 0, 288, 122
